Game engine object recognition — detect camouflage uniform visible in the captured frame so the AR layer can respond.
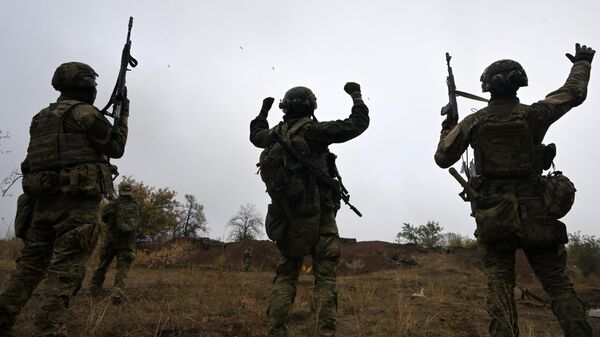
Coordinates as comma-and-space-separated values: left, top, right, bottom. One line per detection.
435, 55, 592, 337
243, 247, 253, 272
89, 187, 140, 304
0, 62, 128, 337
250, 84, 369, 337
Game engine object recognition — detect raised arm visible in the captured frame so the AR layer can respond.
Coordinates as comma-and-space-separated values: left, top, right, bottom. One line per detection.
250, 97, 274, 149
304, 82, 370, 144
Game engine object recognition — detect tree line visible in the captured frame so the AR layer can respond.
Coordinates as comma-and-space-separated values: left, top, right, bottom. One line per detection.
118, 176, 263, 243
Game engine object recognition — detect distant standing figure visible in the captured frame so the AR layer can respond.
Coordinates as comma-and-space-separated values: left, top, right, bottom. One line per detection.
435, 44, 594, 337
250, 83, 369, 337
89, 183, 140, 305
243, 247, 253, 272
0, 62, 129, 337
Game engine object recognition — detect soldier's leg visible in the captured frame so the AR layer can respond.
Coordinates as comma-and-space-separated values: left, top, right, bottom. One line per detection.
111, 249, 134, 304
267, 255, 303, 337
34, 196, 100, 337
479, 244, 519, 337
525, 245, 592, 337
310, 234, 341, 337
89, 242, 116, 293
0, 216, 54, 334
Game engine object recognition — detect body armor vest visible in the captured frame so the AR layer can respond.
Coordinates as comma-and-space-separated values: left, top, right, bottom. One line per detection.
474, 104, 535, 178
114, 199, 140, 233
26, 100, 108, 173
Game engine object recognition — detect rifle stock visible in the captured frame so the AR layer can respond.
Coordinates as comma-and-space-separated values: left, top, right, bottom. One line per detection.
448, 167, 479, 202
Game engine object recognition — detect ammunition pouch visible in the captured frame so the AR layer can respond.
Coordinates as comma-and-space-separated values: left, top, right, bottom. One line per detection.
474, 192, 521, 244
14, 194, 34, 239
58, 163, 115, 197
22, 171, 60, 196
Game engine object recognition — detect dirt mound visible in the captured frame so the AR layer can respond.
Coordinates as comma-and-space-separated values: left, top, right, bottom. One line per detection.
133, 238, 483, 275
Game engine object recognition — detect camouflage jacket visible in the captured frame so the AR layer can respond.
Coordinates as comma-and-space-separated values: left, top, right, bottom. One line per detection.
435, 60, 591, 172
250, 102, 370, 153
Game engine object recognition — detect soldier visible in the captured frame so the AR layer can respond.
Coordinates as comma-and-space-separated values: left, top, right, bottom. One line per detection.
435, 44, 594, 337
243, 247, 253, 272
250, 83, 369, 337
0, 62, 129, 337
89, 182, 140, 305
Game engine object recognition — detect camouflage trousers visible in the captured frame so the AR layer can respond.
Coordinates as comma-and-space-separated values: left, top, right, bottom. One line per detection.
89, 241, 134, 302
268, 234, 341, 337
0, 194, 101, 337
479, 244, 592, 337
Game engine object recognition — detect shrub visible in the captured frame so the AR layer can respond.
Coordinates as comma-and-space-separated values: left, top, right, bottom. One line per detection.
567, 231, 600, 278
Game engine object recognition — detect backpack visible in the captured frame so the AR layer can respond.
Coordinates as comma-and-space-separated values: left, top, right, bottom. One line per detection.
258, 117, 314, 203
115, 199, 140, 233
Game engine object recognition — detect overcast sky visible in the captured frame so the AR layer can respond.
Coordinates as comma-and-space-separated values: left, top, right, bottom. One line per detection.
1, 0, 599, 241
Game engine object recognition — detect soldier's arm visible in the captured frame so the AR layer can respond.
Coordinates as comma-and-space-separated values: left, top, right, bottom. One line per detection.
249, 116, 271, 149
528, 61, 591, 134
434, 115, 475, 168
70, 102, 129, 158
305, 102, 370, 144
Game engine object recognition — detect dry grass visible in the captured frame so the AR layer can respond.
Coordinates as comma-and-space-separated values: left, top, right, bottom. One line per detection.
0, 247, 597, 337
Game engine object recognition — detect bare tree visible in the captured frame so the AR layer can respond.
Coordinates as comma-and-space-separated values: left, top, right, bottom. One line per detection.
227, 203, 263, 241
0, 131, 21, 197
177, 194, 208, 238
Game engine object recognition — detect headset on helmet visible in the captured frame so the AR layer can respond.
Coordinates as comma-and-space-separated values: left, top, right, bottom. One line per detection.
51, 62, 98, 92
279, 86, 318, 115
480, 59, 528, 93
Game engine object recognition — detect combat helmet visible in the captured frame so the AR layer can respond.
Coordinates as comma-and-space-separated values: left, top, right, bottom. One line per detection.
51, 62, 98, 91
480, 59, 528, 93
119, 183, 133, 196
279, 86, 317, 115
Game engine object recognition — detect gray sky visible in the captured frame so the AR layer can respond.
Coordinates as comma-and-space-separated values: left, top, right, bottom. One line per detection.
1, 0, 599, 241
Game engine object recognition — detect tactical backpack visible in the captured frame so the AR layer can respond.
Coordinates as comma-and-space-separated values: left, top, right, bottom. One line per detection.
115, 199, 140, 233
258, 117, 314, 204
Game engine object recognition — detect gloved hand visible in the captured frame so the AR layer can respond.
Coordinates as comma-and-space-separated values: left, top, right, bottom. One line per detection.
441, 103, 457, 130
566, 43, 595, 63
259, 97, 274, 118
343, 82, 362, 99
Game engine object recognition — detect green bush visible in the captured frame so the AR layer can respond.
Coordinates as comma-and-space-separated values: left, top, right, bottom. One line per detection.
567, 231, 600, 278
396, 221, 443, 248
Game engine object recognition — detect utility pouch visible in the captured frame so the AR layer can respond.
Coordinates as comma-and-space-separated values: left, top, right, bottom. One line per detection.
277, 215, 320, 258
14, 194, 34, 239
98, 163, 116, 196
520, 219, 568, 248
265, 203, 287, 241
21, 171, 59, 196
59, 164, 101, 196
541, 172, 575, 219
474, 192, 521, 244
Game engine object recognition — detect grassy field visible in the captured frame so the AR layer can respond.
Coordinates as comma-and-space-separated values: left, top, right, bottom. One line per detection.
1, 244, 599, 337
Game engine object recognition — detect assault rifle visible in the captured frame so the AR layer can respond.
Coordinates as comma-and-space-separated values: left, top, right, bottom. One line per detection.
442, 52, 489, 123
101, 17, 138, 133
270, 132, 362, 217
